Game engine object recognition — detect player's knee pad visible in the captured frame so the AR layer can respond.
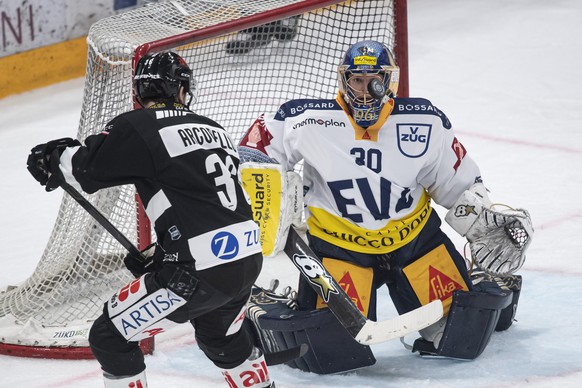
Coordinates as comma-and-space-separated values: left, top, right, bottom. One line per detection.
197, 321, 255, 369
89, 314, 146, 376
411, 276, 513, 360
106, 274, 185, 341
246, 285, 376, 374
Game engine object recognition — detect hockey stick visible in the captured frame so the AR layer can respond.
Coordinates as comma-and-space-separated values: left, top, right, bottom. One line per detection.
60, 182, 145, 262
264, 343, 308, 366
284, 227, 444, 345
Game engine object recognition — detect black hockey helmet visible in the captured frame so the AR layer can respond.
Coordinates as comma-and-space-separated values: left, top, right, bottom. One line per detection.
134, 51, 196, 106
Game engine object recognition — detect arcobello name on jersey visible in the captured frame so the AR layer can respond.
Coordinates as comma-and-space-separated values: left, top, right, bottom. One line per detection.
159, 123, 237, 158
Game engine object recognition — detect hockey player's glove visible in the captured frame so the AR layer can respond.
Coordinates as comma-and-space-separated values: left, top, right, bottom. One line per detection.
27, 137, 80, 192
445, 184, 533, 276
123, 243, 159, 277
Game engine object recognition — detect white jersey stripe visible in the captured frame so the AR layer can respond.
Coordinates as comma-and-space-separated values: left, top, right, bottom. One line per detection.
145, 189, 172, 226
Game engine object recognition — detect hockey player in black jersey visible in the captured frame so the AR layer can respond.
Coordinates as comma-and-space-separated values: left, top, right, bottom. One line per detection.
27, 51, 274, 388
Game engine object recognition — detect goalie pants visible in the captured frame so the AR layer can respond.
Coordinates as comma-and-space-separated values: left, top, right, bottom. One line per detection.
298, 211, 472, 320
89, 253, 262, 376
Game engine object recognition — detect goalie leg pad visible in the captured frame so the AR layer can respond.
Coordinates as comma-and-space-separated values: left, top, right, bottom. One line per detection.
246, 287, 375, 374
412, 277, 513, 359
495, 274, 522, 331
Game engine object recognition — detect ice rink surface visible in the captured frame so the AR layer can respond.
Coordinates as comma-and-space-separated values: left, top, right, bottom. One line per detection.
1, 0, 581, 386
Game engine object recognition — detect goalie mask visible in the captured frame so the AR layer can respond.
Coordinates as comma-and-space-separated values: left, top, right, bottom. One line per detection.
338, 40, 399, 127
134, 51, 197, 107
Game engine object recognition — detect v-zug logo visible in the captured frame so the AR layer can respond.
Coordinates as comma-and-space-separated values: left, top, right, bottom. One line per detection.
397, 123, 432, 158
211, 231, 239, 260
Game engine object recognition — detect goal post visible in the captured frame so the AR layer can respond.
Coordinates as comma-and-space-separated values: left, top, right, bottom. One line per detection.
0, 0, 408, 359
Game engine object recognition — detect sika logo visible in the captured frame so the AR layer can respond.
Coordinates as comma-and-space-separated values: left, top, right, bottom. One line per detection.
118, 278, 142, 302
428, 265, 463, 302
338, 272, 364, 313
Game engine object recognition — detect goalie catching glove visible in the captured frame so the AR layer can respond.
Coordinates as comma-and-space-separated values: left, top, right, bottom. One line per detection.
445, 183, 533, 276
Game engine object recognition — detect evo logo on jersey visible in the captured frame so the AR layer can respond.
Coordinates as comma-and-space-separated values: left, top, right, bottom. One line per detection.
396, 124, 432, 158
327, 176, 414, 223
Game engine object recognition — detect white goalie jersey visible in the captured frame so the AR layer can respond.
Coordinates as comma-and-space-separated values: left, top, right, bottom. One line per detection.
239, 95, 482, 254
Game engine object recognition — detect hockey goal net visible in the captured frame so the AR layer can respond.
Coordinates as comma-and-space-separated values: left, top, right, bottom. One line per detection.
0, 0, 408, 358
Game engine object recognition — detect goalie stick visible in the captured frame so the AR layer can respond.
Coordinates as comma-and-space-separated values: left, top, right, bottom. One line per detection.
284, 227, 444, 345
60, 182, 307, 365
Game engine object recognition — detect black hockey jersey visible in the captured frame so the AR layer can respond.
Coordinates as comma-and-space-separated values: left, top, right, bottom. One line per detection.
57, 103, 261, 270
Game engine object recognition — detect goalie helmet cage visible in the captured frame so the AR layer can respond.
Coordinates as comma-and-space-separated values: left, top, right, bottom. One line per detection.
0, 0, 408, 359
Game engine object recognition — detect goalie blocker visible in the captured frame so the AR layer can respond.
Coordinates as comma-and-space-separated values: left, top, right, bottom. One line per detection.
239, 162, 303, 257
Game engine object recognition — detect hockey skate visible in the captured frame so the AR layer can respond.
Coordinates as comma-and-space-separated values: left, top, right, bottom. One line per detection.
221, 346, 275, 388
